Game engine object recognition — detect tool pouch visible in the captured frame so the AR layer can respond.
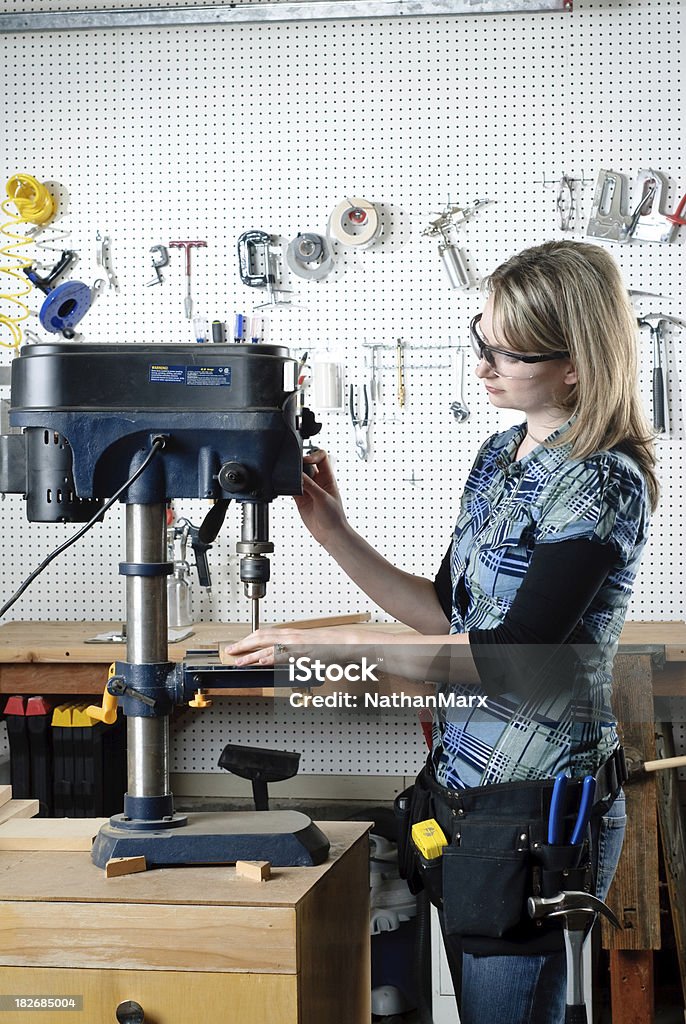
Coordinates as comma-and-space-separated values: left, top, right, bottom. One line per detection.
397, 756, 600, 955
394, 783, 432, 895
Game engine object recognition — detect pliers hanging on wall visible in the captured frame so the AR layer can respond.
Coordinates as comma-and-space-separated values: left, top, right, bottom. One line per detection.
349, 383, 370, 461
548, 772, 597, 846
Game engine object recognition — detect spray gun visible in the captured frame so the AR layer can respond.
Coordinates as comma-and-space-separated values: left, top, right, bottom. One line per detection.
167, 511, 221, 629
167, 521, 193, 628
422, 199, 491, 290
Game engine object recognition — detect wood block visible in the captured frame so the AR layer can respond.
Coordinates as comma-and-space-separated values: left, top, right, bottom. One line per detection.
0, 799, 39, 825
0, 785, 11, 808
0, 817, 107, 851
105, 856, 147, 879
235, 860, 271, 882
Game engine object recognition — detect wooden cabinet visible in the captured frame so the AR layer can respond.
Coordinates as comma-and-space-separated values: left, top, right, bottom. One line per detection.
0, 822, 370, 1024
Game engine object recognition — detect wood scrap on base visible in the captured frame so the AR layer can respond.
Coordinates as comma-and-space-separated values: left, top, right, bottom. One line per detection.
235, 860, 271, 882
105, 855, 147, 878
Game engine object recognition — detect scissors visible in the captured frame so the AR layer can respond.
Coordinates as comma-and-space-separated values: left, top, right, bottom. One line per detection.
548, 772, 597, 846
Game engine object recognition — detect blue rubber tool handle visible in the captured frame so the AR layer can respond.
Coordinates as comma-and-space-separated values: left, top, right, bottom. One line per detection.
548, 771, 568, 845
570, 776, 597, 845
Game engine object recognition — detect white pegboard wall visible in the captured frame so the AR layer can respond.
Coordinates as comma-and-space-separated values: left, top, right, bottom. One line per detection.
171, 698, 429, 775
0, 0, 685, 774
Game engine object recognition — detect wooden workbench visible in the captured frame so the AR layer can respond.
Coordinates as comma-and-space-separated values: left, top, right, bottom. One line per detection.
0, 821, 371, 1024
0, 619, 685, 695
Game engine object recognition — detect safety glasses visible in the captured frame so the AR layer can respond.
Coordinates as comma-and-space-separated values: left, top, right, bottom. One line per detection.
470, 313, 570, 380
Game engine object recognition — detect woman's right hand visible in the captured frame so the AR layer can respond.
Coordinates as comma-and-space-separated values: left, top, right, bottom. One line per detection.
294, 449, 348, 547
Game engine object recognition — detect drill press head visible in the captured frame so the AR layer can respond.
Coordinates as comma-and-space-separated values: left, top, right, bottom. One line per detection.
3, 341, 318, 615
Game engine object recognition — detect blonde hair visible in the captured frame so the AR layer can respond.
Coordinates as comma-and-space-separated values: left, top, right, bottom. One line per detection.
485, 240, 659, 509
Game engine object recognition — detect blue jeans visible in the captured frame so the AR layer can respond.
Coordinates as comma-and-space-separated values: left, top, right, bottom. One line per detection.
450, 791, 627, 1024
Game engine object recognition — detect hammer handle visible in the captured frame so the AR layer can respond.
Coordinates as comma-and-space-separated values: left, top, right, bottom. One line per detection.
653, 367, 665, 432
643, 754, 686, 773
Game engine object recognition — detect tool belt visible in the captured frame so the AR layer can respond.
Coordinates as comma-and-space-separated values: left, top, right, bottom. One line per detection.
395, 746, 627, 956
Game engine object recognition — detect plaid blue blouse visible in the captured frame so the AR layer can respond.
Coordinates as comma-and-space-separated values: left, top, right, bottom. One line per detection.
432, 417, 650, 789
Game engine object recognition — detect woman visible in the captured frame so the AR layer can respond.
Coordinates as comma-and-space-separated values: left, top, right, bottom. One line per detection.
224, 240, 658, 1023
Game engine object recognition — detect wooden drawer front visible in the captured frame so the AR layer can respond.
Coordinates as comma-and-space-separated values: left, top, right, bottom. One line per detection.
0, 902, 296, 973
0, 967, 299, 1024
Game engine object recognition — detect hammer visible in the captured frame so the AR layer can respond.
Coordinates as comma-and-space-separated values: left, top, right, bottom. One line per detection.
624, 747, 686, 782
529, 891, 620, 1024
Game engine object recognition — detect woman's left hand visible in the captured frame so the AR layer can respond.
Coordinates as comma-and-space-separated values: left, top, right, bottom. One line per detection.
219, 626, 362, 667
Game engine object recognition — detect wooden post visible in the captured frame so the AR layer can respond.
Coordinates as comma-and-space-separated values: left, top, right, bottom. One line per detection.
610, 950, 655, 1024
602, 653, 660, 1024
654, 720, 686, 1006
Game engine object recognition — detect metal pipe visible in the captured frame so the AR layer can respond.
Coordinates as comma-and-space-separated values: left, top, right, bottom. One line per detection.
128, 716, 170, 799
126, 503, 167, 664
125, 503, 170, 800
0, 1, 568, 35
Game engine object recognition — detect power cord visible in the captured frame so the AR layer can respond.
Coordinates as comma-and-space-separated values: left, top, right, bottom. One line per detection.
0, 436, 166, 620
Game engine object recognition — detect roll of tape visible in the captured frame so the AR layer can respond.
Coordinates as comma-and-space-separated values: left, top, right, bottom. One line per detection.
286, 232, 334, 281
328, 198, 380, 249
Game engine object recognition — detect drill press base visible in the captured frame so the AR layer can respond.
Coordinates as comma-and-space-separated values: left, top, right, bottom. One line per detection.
91, 810, 330, 868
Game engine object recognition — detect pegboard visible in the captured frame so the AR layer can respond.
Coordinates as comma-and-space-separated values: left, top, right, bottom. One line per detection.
172, 699, 429, 775
1, 0, 685, 775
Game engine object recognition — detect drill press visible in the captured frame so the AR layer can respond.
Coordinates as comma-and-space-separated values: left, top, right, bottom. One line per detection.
0, 341, 328, 867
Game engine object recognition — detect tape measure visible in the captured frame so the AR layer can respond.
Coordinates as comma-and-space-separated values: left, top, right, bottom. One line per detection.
412, 818, 448, 860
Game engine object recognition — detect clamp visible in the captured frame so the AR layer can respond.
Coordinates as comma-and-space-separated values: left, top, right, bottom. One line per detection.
146, 244, 169, 287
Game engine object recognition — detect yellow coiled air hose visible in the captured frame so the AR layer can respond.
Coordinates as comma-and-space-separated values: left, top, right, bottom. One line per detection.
1, 173, 56, 349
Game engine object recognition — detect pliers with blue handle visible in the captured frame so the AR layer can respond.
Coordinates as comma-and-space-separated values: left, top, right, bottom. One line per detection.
548, 772, 597, 846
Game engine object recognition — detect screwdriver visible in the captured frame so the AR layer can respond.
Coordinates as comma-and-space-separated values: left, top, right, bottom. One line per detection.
169, 240, 207, 319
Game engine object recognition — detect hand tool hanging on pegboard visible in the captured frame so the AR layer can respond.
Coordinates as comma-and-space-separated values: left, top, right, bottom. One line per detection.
169, 239, 207, 319
95, 231, 118, 291
145, 244, 169, 287
637, 314, 685, 436
587, 168, 685, 243
349, 382, 370, 461
422, 199, 492, 289
237, 229, 297, 310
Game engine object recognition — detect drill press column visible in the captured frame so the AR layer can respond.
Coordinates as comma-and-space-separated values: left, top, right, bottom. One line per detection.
125, 503, 171, 807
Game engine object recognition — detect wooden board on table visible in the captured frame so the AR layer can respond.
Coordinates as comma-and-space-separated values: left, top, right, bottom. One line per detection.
0, 785, 11, 809
0, 817, 107, 851
0, 615, 374, 665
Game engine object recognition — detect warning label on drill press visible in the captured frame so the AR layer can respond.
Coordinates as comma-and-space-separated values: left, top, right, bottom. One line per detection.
149, 364, 232, 386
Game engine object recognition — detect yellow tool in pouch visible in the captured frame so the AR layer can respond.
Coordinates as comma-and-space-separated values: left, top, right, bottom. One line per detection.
412, 818, 448, 861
